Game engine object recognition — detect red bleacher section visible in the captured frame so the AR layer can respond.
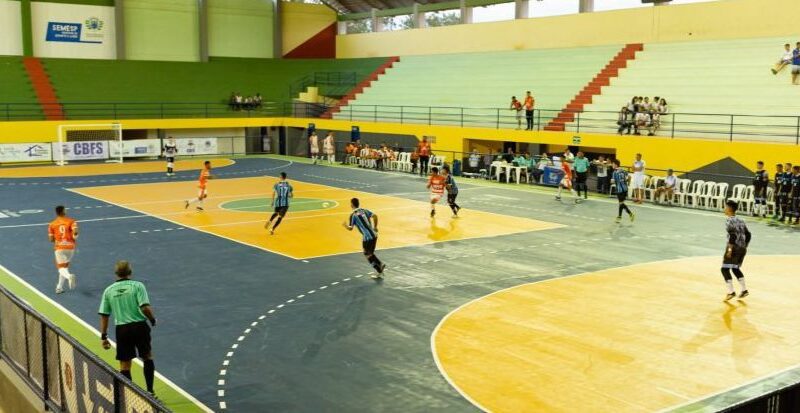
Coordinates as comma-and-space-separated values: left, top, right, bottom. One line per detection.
22, 57, 64, 121
321, 56, 400, 119
545, 43, 643, 131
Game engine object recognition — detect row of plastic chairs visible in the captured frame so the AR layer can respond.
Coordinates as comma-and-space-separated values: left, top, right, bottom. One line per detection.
618, 175, 765, 214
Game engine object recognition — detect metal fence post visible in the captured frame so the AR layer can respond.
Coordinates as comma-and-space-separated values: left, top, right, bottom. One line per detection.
349, 105, 353, 121
40, 323, 49, 404
113, 377, 122, 413
160, 103, 164, 119
113, 103, 117, 120
729, 114, 734, 142
5, 103, 9, 121
576, 111, 581, 133
671, 114, 676, 138
496, 108, 500, 129
374, 105, 377, 122
796, 116, 799, 145
428, 107, 432, 125
400, 106, 404, 124
536, 110, 541, 131
460, 107, 464, 127
205, 104, 209, 118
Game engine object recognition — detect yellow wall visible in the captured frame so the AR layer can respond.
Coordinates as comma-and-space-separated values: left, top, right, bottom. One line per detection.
336, 0, 800, 58
2, 117, 799, 173
281, 2, 336, 55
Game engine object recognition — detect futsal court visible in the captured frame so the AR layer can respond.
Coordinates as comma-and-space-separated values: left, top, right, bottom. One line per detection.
0, 156, 799, 413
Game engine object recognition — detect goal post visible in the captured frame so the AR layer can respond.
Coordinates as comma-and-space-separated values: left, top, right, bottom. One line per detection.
56, 123, 123, 166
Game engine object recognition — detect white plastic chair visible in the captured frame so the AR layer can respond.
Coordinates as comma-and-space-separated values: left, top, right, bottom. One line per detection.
728, 184, 746, 207
672, 179, 691, 206
766, 186, 776, 215
685, 180, 705, 208
644, 176, 663, 202
710, 182, 729, 211
698, 181, 717, 209
739, 185, 755, 215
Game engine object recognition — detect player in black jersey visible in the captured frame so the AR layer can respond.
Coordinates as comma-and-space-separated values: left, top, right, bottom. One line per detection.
772, 163, 785, 220
790, 166, 800, 225
752, 161, 768, 218
722, 200, 751, 301
779, 163, 794, 223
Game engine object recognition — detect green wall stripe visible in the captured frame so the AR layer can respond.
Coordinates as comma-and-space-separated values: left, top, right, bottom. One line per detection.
20, 0, 32, 57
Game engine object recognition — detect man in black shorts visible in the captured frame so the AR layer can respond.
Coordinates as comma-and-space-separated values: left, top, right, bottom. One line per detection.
98, 261, 157, 395
265, 172, 294, 235
611, 159, 634, 223
721, 200, 751, 301
343, 198, 386, 279
778, 163, 793, 222
163, 137, 177, 176
752, 161, 768, 218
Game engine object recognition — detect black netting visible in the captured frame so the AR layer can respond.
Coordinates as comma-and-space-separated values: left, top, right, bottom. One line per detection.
0, 294, 28, 374
45, 326, 62, 409
25, 315, 44, 395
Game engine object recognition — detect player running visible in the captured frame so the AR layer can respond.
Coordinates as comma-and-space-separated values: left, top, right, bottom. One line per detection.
48, 205, 78, 294
343, 198, 386, 279
265, 172, 293, 235
555, 160, 579, 203
163, 137, 178, 176
721, 200, 751, 301
442, 165, 461, 217
427, 167, 446, 218
184, 160, 213, 211
612, 159, 635, 223
752, 161, 769, 218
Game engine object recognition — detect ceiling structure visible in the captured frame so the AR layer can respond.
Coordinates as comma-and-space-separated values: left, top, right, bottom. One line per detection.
323, 0, 455, 14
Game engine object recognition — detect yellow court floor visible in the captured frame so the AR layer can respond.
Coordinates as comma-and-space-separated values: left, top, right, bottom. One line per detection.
71, 176, 562, 259
0, 159, 235, 178
432, 255, 800, 413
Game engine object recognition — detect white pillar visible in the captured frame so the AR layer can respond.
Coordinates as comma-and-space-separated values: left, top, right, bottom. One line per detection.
514, 0, 528, 19
338, 21, 347, 35
460, 0, 473, 24
579, 0, 594, 13
371, 9, 383, 32
413, 3, 426, 29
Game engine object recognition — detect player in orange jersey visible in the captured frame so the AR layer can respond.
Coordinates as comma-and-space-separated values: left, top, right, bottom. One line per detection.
427, 166, 447, 218
48, 205, 78, 294
555, 160, 580, 204
184, 160, 214, 211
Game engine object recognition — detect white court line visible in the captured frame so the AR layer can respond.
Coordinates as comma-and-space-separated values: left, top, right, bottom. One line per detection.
0, 263, 213, 413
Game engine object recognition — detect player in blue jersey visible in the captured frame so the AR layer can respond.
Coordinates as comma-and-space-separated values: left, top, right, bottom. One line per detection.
265, 172, 293, 235
442, 165, 461, 217
612, 159, 634, 223
343, 198, 386, 279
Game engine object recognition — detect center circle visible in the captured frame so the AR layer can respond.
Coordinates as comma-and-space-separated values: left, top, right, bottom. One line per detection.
219, 197, 338, 213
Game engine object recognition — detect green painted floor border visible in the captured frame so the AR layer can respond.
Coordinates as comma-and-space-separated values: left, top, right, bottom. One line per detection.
0, 264, 211, 413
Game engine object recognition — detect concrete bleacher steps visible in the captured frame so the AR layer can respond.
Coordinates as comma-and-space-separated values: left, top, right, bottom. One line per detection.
575, 36, 800, 142
545, 43, 643, 131
0, 56, 42, 120
322, 56, 399, 119
333, 45, 623, 128
22, 57, 64, 121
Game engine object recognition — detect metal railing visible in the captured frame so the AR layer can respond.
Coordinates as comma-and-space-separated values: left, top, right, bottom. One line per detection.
0, 284, 169, 412
718, 381, 800, 412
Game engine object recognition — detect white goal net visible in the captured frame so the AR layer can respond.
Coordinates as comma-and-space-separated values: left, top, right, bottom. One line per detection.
56, 123, 123, 166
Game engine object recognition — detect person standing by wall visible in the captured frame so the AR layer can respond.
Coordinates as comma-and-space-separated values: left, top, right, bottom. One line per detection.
631, 153, 646, 204
593, 155, 610, 194
309, 132, 320, 165
98, 261, 157, 395
418, 137, 431, 177
523, 91, 535, 131
323, 132, 336, 164
163, 137, 178, 177
573, 151, 590, 200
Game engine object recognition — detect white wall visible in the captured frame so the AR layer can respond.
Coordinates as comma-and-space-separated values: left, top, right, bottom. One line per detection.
31, 2, 116, 59
0, 0, 23, 56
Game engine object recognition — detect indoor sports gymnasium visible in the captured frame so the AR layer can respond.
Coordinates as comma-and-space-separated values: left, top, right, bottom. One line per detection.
0, 0, 799, 412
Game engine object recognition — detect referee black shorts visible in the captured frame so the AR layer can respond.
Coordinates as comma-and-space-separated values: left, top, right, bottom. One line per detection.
447, 193, 458, 205
616, 192, 627, 203
576, 171, 587, 184
115, 321, 152, 361
722, 246, 747, 269
274, 206, 289, 216
166, 157, 175, 163
362, 238, 377, 256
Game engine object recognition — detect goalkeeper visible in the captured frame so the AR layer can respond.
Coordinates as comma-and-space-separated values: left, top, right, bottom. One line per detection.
164, 137, 178, 176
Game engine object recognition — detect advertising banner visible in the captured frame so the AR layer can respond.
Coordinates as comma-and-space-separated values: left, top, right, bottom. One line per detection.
57, 141, 109, 161
176, 138, 219, 155
0, 143, 52, 163
32, 2, 116, 59
58, 337, 115, 413
110, 139, 160, 158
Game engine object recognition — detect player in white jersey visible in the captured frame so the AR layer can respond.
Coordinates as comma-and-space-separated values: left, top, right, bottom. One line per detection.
163, 137, 178, 176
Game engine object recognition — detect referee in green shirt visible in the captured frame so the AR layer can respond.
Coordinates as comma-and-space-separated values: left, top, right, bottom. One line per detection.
573, 151, 590, 200
98, 261, 157, 395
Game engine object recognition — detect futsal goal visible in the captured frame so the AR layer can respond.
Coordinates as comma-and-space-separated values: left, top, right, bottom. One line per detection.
56, 123, 123, 166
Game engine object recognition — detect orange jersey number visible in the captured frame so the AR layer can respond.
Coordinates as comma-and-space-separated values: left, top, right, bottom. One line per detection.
429, 175, 446, 194
49, 217, 77, 250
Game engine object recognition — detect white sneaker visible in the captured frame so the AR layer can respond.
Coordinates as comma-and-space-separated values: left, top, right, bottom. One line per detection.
56, 286, 64, 294
67, 274, 76, 290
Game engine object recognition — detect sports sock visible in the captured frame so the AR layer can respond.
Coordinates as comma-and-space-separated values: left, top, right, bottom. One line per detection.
121, 370, 132, 380
143, 360, 155, 393
269, 212, 278, 222
369, 255, 384, 272
618, 205, 624, 218
732, 268, 746, 290
272, 216, 283, 230
725, 280, 735, 294
56, 268, 68, 290
557, 187, 563, 197
623, 204, 632, 215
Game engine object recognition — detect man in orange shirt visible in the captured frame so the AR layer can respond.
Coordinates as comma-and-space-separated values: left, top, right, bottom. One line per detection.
556, 160, 579, 204
48, 205, 78, 294
427, 166, 446, 218
418, 137, 431, 177
184, 160, 214, 211
524, 91, 535, 131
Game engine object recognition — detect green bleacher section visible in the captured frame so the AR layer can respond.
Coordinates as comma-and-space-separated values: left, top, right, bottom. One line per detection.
0, 56, 41, 120
332, 45, 622, 128
577, 37, 800, 143
40, 57, 386, 119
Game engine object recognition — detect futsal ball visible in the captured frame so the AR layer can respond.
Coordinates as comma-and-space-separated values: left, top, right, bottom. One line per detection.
322, 202, 330, 208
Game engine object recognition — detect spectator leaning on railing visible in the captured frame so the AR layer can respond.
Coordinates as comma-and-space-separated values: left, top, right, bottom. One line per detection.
524, 91, 535, 131
617, 106, 634, 135
772, 43, 793, 75
510, 96, 523, 130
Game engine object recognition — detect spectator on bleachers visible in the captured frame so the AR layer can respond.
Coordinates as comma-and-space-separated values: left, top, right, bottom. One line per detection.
617, 106, 634, 135
634, 106, 652, 135
655, 169, 677, 205
510, 96, 523, 129
343, 142, 355, 164
792, 42, 800, 85
229, 92, 237, 110
513, 152, 527, 167
483, 149, 494, 169
254, 93, 263, 109
593, 155, 610, 194
772, 43, 793, 75
524, 91, 535, 131
650, 97, 660, 112
643, 97, 651, 111
627, 96, 637, 113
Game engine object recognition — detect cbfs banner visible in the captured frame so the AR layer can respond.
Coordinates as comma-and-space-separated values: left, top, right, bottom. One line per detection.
56, 141, 109, 161
32, 2, 116, 59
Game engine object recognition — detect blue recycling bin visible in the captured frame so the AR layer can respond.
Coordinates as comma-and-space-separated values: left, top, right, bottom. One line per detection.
453, 160, 462, 176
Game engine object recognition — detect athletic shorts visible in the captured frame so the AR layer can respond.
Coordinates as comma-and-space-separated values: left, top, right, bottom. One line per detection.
274, 206, 289, 215
632, 174, 645, 189
115, 321, 152, 361
576, 171, 587, 184
431, 193, 443, 202
362, 238, 377, 255
198, 187, 207, 199
447, 193, 458, 204
793, 65, 800, 74
166, 157, 175, 164
722, 246, 747, 269
54, 249, 74, 266
617, 192, 628, 203
310, 148, 319, 154
560, 178, 572, 189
